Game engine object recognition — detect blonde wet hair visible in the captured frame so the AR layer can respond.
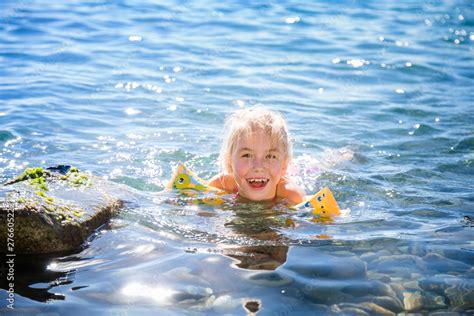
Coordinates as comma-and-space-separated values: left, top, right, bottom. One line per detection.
218, 106, 292, 173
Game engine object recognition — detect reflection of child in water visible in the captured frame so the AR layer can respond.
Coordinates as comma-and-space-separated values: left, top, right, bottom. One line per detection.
209, 107, 306, 204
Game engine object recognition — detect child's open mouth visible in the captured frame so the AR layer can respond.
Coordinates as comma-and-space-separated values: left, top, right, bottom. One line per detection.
247, 178, 269, 189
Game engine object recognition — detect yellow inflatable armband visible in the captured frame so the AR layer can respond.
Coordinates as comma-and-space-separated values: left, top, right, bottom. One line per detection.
294, 187, 340, 218
167, 162, 224, 206
168, 162, 340, 217
167, 162, 215, 192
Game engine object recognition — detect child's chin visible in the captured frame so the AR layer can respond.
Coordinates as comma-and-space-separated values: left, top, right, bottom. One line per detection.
240, 183, 275, 201
245, 190, 273, 201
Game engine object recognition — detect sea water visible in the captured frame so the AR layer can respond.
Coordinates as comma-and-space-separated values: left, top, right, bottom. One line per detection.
1, 0, 473, 314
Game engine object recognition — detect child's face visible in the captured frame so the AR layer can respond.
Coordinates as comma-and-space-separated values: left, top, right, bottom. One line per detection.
229, 128, 288, 201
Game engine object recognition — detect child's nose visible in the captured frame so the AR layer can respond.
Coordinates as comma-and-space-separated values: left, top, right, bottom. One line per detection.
253, 157, 266, 170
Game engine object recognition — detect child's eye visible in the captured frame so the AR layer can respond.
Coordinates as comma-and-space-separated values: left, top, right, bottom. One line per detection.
266, 154, 278, 160
242, 153, 252, 158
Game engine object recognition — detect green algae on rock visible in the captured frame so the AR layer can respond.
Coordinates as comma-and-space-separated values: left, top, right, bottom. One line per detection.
0, 166, 123, 254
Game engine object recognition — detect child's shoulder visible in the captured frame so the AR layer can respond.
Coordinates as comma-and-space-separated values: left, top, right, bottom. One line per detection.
277, 178, 306, 204
209, 172, 237, 193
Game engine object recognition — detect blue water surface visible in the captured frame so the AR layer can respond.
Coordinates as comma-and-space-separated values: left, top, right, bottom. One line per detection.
1, 0, 473, 314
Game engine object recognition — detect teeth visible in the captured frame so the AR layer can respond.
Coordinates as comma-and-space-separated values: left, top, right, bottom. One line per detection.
248, 179, 268, 183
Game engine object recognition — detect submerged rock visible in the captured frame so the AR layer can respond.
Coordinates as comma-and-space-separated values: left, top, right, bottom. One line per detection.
423, 253, 471, 274
342, 279, 395, 298
418, 275, 474, 311
403, 290, 447, 312
366, 295, 404, 313
359, 302, 397, 315
369, 254, 426, 276
331, 303, 370, 316
0, 166, 123, 254
403, 291, 423, 311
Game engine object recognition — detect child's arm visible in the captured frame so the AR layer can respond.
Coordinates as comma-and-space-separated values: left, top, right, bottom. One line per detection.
208, 173, 237, 193
277, 179, 306, 205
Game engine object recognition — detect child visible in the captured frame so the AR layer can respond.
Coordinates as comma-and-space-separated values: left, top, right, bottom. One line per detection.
209, 107, 306, 204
